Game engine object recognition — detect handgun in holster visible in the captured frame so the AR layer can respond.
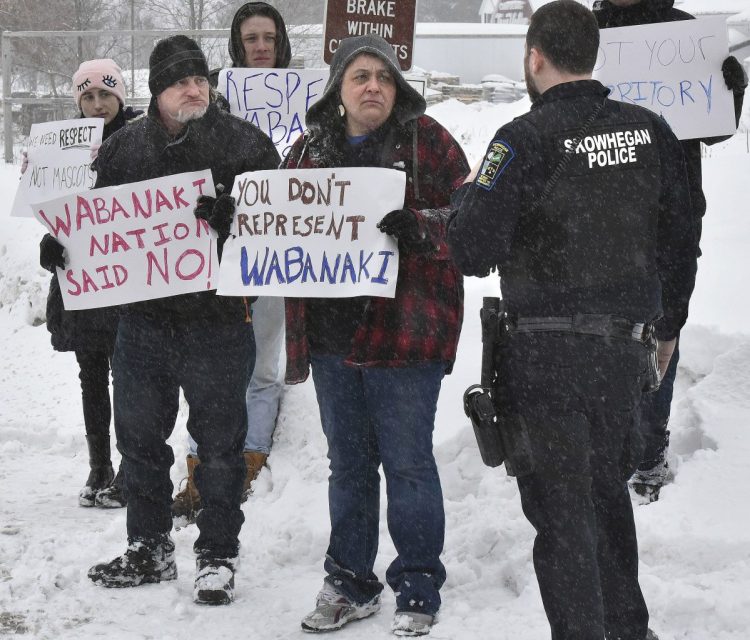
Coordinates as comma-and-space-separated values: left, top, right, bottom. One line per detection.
463, 297, 507, 468
463, 297, 534, 477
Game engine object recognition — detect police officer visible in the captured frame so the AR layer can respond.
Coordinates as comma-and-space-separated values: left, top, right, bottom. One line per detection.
447, 2, 697, 639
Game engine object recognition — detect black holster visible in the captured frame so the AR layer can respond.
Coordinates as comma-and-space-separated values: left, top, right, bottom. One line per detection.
463, 298, 534, 476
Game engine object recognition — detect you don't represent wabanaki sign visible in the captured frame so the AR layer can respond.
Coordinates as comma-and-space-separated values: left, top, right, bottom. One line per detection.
32, 170, 218, 310
594, 17, 736, 140
217, 168, 405, 299
11, 118, 103, 218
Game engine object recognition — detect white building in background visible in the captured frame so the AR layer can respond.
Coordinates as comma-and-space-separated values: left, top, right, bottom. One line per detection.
479, 0, 594, 24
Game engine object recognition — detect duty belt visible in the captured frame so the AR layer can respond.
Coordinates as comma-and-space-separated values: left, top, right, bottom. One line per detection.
510, 314, 651, 342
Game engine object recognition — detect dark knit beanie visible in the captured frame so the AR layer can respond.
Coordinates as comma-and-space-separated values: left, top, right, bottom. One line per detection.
149, 35, 209, 96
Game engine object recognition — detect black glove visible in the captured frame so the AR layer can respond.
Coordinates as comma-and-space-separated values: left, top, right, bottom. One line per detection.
722, 56, 748, 94
377, 208, 431, 252
39, 234, 65, 272
194, 193, 236, 238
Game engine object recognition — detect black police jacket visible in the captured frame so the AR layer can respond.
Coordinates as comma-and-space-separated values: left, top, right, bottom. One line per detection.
93, 100, 280, 323
447, 80, 698, 341
594, 0, 746, 248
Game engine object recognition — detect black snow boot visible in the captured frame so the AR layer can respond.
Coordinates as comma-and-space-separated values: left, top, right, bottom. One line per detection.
88, 535, 177, 588
630, 429, 671, 504
95, 467, 127, 508
193, 556, 237, 605
79, 433, 114, 507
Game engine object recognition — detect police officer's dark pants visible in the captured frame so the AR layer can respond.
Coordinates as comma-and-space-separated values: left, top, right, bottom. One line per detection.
113, 314, 254, 558
503, 333, 649, 640
638, 338, 679, 470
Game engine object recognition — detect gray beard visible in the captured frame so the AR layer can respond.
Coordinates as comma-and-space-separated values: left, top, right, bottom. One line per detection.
173, 105, 208, 124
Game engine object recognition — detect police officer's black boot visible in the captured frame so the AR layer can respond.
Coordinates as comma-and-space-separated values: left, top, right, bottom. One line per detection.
79, 433, 115, 507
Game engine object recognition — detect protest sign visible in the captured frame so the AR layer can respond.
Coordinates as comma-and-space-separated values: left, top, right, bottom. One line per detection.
217, 68, 328, 158
218, 167, 405, 298
32, 170, 217, 310
324, 0, 418, 70
11, 118, 104, 218
594, 17, 735, 140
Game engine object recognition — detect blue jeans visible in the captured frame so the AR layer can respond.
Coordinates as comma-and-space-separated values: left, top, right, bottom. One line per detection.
638, 338, 679, 469
113, 314, 254, 558
188, 296, 284, 456
310, 355, 446, 616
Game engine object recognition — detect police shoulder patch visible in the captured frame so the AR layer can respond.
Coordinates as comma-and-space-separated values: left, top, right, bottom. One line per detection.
476, 139, 515, 191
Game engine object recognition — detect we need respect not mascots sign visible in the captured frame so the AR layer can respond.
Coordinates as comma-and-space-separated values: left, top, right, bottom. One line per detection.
12, 118, 103, 218
218, 167, 405, 298
32, 170, 218, 310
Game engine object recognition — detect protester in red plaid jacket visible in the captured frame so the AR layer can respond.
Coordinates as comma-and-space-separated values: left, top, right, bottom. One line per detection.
284, 35, 469, 636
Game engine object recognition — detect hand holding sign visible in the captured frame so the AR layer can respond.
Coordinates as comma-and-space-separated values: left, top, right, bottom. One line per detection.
40, 234, 66, 273
377, 208, 429, 253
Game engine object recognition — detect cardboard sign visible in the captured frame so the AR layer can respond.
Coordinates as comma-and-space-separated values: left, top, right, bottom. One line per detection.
217, 68, 328, 158
11, 118, 104, 218
32, 170, 217, 310
217, 167, 405, 298
594, 17, 736, 140
323, 0, 418, 70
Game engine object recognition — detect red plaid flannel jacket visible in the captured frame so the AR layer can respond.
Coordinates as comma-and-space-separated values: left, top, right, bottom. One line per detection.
284, 115, 469, 383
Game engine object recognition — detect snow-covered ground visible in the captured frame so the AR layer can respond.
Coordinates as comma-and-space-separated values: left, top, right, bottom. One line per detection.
1, 98, 750, 639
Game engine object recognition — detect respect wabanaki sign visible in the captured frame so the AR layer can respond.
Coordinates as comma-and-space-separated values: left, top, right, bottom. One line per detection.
217, 167, 404, 298
32, 170, 218, 310
324, 0, 418, 70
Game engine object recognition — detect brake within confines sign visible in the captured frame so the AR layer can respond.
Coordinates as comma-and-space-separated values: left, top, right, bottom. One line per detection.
323, 0, 418, 70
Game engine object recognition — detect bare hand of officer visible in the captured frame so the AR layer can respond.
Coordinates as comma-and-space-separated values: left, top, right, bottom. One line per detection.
194, 193, 236, 238
656, 338, 677, 378
39, 234, 66, 272
722, 56, 748, 94
377, 209, 430, 252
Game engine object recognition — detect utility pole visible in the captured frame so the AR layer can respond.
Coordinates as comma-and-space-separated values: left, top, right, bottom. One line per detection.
130, 0, 135, 98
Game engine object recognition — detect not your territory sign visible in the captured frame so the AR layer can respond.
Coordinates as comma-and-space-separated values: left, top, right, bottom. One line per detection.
217, 167, 405, 298
32, 170, 218, 310
594, 17, 736, 140
12, 118, 103, 218
217, 68, 328, 158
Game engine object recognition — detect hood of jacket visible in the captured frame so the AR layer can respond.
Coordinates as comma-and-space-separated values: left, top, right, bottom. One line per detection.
228, 2, 292, 69
305, 34, 426, 135
594, 0, 691, 27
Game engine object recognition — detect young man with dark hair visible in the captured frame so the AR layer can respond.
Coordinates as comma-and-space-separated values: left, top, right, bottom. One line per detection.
594, 0, 748, 502
448, 2, 697, 638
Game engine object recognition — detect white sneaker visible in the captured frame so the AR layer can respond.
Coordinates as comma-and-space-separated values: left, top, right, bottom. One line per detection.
301, 582, 380, 632
392, 611, 435, 636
